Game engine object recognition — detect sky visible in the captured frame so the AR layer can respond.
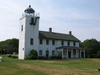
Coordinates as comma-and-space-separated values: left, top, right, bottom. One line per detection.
0, 0, 100, 42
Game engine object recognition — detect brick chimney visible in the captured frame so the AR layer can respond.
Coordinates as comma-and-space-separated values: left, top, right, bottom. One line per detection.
69, 31, 72, 35
49, 28, 52, 32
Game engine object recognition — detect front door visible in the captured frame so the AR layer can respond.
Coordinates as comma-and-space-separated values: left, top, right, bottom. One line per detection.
68, 51, 71, 58
46, 51, 49, 58
82, 52, 84, 58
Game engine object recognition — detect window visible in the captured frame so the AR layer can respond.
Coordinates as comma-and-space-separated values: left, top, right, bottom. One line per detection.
30, 38, 33, 45
63, 50, 67, 55
39, 50, 42, 56
52, 40, 55, 45
74, 42, 75, 46
21, 25, 23, 31
40, 39, 43, 44
52, 51, 55, 56
68, 41, 70, 46
46, 39, 49, 45
61, 41, 64, 45
30, 18, 34, 25
73, 49, 76, 55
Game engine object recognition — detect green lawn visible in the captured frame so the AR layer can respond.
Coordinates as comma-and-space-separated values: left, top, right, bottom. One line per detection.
0, 56, 100, 75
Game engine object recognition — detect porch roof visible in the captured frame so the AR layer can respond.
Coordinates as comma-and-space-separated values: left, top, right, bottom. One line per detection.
56, 46, 84, 50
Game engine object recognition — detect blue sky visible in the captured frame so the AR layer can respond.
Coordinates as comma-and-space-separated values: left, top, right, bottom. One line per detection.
0, 0, 100, 42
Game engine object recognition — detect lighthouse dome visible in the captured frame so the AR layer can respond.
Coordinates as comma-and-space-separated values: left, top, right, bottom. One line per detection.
24, 5, 35, 14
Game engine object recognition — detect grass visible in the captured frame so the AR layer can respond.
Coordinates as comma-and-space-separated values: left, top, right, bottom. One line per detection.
0, 55, 100, 75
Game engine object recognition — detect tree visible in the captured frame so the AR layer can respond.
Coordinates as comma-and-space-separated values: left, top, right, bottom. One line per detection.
81, 38, 100, 58
0, 38, 19, 54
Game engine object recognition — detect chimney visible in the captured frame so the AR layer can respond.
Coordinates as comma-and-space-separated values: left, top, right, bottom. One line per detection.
49, 28, 52, 32
69, 31, 72, 35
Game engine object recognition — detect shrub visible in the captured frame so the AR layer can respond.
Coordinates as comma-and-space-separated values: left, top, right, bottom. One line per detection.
97, 51, 100, 58
37, 56, 45, 59
50, 56, 56, 59
12, 55, 18, 59
50, 56, 62, 59
56, 56, 62, 59
26, 49, 38, 60
7, 54, 12, 57
37, 56, 49, 60
24, 56, 30, 60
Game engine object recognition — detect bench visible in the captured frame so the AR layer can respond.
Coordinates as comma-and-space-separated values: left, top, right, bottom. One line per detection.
0, 56, 2, 62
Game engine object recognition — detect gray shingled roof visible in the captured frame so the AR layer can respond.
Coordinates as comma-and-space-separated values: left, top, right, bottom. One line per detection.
39, 31, 80, 42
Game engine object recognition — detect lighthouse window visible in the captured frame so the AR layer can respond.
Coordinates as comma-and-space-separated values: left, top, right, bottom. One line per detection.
21, 25, 23, 31
30, 38, 33, 45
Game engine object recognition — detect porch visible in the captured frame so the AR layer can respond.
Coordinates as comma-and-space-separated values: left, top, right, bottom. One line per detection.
56, 46, 85, 59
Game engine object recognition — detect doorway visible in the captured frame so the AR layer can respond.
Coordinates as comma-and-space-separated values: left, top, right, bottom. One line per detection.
82, 52, 84, 58
46, 51, 49, 58
68, 51, 71, 58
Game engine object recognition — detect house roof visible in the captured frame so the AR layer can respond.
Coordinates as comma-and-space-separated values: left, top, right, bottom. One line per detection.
39, 31, 80, 42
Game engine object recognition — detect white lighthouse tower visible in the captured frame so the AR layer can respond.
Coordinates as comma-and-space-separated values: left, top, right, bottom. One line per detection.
18, 5, 40, 59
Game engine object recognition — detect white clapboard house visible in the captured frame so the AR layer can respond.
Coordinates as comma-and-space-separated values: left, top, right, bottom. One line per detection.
18, 5, 85, 59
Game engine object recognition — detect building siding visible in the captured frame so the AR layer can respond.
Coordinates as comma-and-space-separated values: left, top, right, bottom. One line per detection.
38, 39, 80, 57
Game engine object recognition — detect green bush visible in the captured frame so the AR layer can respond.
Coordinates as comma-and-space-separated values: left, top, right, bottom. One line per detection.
50, 56, 62, 59
25, 49, 38, 60
97, 51, 100, 58
37, 56, 47, 59
12, 55, 18, 59
37, 56, 44, 59
50, 56, 56, 59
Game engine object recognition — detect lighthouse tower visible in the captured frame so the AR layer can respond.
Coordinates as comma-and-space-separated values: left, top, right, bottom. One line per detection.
18, 5, 40, 59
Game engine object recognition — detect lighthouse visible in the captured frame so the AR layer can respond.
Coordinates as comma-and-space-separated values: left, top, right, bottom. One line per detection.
18, 5, 40, 59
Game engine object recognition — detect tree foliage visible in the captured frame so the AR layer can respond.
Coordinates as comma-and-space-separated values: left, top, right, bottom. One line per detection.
81, 38, 100, 58
0, 38, 19, 54
1, 38, 100, 58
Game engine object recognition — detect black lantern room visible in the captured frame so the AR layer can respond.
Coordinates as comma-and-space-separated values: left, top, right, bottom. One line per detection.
24, 5, 35, 14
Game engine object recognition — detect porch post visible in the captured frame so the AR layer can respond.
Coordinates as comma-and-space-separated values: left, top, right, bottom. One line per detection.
76, 49, 78, 58
67, 49, 68, 58
71, 49, 73, 58
80, 50, 81, 58
62, 49, 63, 59
56, 49, 57, 56
84, 49, 85, 58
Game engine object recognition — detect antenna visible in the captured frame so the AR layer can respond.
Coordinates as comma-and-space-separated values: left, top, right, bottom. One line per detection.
28, 0, 31, 5
28, 0, 30, 5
